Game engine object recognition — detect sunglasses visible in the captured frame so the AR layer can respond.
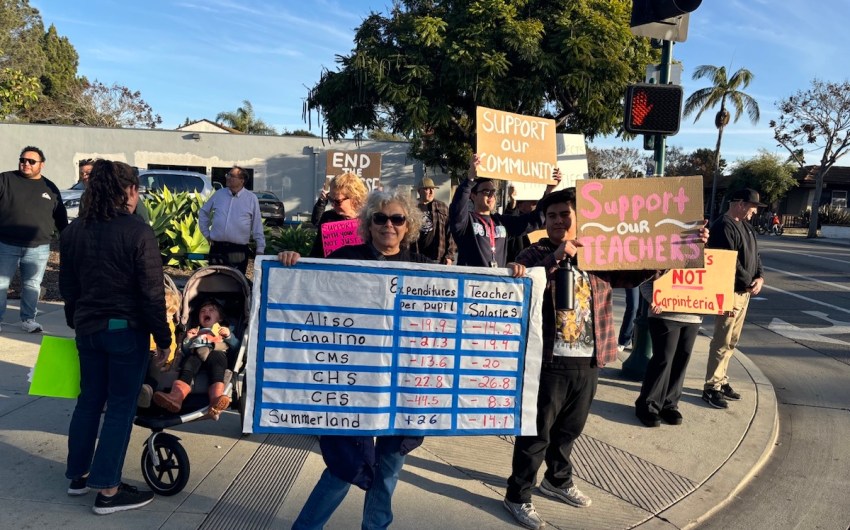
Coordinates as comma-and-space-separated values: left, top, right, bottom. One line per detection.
19, 157, 41, 165
330, 197, 348, 206
476, 189, 497, 197
372, 213, 407, 226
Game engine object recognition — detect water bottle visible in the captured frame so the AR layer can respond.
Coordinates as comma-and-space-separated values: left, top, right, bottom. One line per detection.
555, 259, 574, 311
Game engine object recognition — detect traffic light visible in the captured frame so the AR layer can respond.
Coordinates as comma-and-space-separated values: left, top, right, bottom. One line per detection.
631, 0, 702, 27
624, 83, 683, 135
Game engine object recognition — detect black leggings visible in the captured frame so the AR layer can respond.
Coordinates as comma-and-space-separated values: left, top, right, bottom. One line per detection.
178, 349, 228, 385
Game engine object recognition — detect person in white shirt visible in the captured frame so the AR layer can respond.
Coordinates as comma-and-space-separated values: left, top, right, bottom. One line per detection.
198, 166, 265, 274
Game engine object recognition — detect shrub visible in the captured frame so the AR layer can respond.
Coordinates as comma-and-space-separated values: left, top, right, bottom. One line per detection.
819, 205, 850, 226
146, 187, 209, 269
266, 224, 316, 256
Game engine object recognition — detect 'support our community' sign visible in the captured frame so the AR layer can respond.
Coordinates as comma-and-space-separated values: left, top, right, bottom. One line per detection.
243, 258, 546, 436
476, 106, 557, 185
651, 249, 737, 315
325, 150, 382, 192
576, 176, 705, 271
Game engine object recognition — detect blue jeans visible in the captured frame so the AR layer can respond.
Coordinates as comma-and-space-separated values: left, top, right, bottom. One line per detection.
0, 241, 50, 322
66, 328, 150, 490
617, 287, 639, 347
293, 437, 407, 530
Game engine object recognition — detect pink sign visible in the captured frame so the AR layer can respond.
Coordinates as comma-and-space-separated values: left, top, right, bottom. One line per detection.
321, 219, 362, 257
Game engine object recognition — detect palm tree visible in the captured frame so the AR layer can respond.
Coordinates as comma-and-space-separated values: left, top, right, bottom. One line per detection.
683, 65, 760, 221
215, 100, 277, 135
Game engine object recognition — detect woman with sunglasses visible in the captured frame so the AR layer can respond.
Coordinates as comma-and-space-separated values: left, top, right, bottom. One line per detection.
308, 171, 368, 258
279, 189, 430, 529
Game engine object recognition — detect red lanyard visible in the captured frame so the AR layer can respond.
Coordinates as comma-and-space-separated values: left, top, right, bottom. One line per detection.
474, 214, 497, 265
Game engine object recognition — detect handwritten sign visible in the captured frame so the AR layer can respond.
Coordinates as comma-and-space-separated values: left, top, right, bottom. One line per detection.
511, 134, 588, 200
326, 150, 382, 192
651, 249, 737, 315
243, 258, 546, 436
320, 219, 362, 257
476, 106, 557, 185
575, 176, 705, 271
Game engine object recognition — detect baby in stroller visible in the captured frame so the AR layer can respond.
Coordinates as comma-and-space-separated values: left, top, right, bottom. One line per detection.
153, 299, 239, 420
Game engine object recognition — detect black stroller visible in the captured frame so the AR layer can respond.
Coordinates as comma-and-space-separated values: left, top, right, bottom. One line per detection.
134, 266, 251, 496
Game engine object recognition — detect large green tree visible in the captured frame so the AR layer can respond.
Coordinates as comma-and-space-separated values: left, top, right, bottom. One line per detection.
728, 150, 797, 208
216, 100, 277, 135
39, 24, 78, 98
306, 0, 656, 179
772, 79, 850, 237
683, 65, 760, 221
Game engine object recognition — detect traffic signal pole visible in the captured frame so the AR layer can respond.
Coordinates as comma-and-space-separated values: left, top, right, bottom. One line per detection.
621, 39, 673, 381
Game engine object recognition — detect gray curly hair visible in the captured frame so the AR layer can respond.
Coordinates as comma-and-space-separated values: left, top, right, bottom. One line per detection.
357, 189, 423, 247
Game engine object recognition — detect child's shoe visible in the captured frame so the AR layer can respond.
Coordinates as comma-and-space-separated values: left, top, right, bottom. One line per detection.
153, 380, 191, 413
207, 382, 231, 421
137, 384, 153, 408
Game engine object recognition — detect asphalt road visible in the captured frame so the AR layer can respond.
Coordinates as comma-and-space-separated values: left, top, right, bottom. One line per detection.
699, 235, 850, 530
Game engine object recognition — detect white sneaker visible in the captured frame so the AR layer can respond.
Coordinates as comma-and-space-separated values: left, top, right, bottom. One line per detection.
21, 319, 43, 333
503, 498, 545, 529
539, 478, 592, 507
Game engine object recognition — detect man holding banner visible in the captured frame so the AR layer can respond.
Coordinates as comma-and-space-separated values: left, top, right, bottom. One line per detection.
449, 155, 554, 268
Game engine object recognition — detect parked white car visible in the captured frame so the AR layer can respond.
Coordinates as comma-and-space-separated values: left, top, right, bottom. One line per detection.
62, 169, 214, 219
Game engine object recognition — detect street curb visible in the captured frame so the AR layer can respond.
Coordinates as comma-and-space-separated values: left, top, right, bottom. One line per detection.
640, 349, 779, 529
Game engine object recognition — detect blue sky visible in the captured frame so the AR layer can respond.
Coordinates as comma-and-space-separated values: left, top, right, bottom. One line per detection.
30, 0, 850, 165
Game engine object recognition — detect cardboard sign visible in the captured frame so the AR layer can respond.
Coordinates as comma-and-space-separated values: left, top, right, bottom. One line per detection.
575, 176, 705, 271
29, 336, 80, 399
326, 150, 382, 192
476, 106, 557, 185
320, 219, 362, 257
511, 134, 588, 200
651, 249, 737, 315
243, 258, 547, 436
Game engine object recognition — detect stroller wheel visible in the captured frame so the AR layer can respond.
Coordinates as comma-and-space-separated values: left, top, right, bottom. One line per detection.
141, 433, 190, 496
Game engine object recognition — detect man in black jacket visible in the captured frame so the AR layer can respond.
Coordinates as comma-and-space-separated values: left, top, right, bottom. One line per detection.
702, 188, 766, 409
0, 146, 68, 333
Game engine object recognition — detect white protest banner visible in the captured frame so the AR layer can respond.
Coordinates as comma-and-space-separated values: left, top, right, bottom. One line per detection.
510, 134, 588, 200
575, 176, 705, 271
244, 257, 546, 436
326, 150, 382, 192
476, 106, 557, 185
651, 249, 737, 315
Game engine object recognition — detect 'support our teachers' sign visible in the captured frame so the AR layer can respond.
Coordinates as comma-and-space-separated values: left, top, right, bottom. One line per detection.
476, 106, 557, 185
651, 249, 737, 315
576, 176, 705, 271
243, 258, 546, 436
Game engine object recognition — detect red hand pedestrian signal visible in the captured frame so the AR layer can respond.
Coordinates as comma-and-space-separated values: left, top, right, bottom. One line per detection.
624, 84, 683, 135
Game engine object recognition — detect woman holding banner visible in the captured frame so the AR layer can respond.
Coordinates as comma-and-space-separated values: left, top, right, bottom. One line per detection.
308, 171, 367, 258
633, 281, 703, 427
279, 189, 430, 529
60, 160, 172, 515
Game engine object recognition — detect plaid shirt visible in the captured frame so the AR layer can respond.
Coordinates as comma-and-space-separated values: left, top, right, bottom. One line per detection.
516, 238, 661, 366
412, 199, 456, 264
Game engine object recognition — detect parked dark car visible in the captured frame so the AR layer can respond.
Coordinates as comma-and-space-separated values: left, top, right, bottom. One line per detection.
253, 190, 286, 226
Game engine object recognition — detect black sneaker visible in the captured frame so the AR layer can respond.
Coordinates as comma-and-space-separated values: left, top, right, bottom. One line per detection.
635, 408, 661, 427
702, 389, 729, 409
721, 383, 741, 401
659, 408, 683, 425
67, 476, 89, 496
92, 483, 154, 515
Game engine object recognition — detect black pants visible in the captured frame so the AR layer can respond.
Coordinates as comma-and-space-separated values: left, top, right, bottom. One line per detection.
636, 318, 699, 414
506, 363, 597, 503
209, 241, 249, 274
178, 349, 228, 385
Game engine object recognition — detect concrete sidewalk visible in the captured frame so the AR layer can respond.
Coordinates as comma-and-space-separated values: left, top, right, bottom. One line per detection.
0, 299, 777, 530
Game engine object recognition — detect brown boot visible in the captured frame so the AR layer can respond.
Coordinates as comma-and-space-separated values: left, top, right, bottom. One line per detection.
153, 380, 191, 413
207, 382, 231, 421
